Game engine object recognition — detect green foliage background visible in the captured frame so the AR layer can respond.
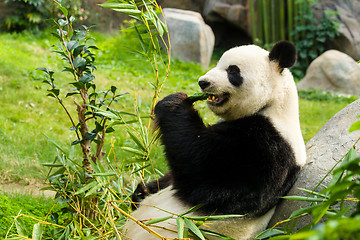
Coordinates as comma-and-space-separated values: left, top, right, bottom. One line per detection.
0, 0, 357, 239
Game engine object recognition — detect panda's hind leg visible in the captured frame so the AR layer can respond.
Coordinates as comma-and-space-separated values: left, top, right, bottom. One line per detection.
131, 172, 173, 210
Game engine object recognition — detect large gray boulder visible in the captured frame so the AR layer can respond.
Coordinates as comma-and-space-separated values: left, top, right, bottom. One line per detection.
297, 50, 360, 96
161, 8, 215, 69
203, 0, 249, 31
314, 0, 360, 60
269, 99, 360, 230
202, 0, 252, 48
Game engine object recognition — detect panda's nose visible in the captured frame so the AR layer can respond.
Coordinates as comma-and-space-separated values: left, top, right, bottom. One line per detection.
198, 79, 210, 90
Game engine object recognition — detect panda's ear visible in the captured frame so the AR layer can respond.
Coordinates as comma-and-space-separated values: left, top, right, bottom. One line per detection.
269, 41, 297, 70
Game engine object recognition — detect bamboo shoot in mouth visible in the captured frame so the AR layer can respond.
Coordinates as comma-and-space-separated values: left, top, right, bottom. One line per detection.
188, 93, 210, 102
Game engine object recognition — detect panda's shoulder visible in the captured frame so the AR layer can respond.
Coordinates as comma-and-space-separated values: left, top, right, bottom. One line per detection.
210, 114, 292, 149
212, 114, 278, 134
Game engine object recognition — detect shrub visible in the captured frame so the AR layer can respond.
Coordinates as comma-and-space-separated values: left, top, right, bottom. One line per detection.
291, 0, 340, 79
2, 0, 85, 32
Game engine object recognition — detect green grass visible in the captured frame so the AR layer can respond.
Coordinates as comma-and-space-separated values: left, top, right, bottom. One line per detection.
0, 191, 60, 238
299, 98, 351, 142
0, 31, 357, 185
0, 30, 204, 184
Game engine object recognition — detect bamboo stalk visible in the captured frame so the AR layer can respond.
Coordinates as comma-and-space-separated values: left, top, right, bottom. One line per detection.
279, 0, 285, 40
249, 0, 257, 42
262, 0, 270, 45
271, 0, 277, 43
109, 201, 167, 239
287, 0, 293, 41
257, 0, 264, 43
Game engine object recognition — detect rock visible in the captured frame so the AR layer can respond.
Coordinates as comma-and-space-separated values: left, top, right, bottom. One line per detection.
202, 0, 252, 48
161, 8, 215, 69
157, 0, 206, 13
297, 50, 360, 96
269, 99, 360, 230
203, 0, 249, 30
314, 0, 360, 60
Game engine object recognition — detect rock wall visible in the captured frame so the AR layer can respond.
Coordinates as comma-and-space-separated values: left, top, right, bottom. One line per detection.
270, 99, 360, 230
314, 0, 360, 60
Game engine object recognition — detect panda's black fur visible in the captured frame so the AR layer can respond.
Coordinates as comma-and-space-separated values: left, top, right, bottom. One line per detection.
131, 172, 173, 210
130, 40, 302, 221
149, 93, 300, 218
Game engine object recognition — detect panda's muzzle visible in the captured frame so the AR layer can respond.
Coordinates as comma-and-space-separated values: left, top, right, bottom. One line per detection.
198, 79, 229, 106
206, 92, 230, 106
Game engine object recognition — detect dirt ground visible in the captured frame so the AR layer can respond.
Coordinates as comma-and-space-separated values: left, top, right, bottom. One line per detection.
0, 183, 55, 198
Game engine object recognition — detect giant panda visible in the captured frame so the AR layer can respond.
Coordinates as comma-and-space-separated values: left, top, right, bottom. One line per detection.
123, 41, 307, 240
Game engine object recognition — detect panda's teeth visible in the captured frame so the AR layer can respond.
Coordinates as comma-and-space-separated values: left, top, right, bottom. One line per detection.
207, 94, 224, 103
207, 95, 218, 102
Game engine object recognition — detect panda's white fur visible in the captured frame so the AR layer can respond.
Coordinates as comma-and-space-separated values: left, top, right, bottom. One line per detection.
123, 42, 306, 240
124, 188, 275, 240
199, 45, 306, 166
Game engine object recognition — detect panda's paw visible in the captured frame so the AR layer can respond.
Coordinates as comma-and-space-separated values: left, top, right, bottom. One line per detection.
131, 182, 149, 210
155, 92, 189, 113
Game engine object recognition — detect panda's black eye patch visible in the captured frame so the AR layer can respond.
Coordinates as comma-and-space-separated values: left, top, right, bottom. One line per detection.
226, 65, 243, 87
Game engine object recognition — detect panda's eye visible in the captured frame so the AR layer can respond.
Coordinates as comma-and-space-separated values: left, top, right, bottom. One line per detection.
226, 65, 243, 87
227, 65, 240, 74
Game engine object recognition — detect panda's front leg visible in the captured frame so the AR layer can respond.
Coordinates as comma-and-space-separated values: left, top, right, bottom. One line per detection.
154, 92, 206, 133
154, 92, 207, 173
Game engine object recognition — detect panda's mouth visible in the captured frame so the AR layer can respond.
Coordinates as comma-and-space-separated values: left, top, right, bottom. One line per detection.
206, 93, 229, 106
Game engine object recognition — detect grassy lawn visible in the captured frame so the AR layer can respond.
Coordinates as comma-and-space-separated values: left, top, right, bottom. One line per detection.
0, 31, 356, 185
0, 190, 60, 237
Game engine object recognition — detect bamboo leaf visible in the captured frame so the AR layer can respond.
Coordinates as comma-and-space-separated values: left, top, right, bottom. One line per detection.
184, 218, 205, 240
286, 231, 319, 239
98, 3, 137, 10
41, 163, 63, 167
112, 8, 142, 16
177, 217, 185, 238
131, 164, 151, 173
187, 214, 243, 221
42, 133, 68, 155
298, 188, 328, 198
85, 181, 102, 197
145, 216, 172, 225
92, 172, 117, 176
32, 223, 43, 240
121, 146, 145, 156
180, 204, 204, 216
282, 196, 325, 202
74, 181, 98, 195
311, 203, 330, 224
200, 229, 237, 240
15, 218, 28, 237
255, 228, 284, 239
289, 204, 319, 218
127, 130, 146, 151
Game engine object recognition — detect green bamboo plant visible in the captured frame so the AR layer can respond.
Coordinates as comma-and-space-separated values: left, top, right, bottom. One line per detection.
7, 0, 172, 238
7, 1, 239, 239
250, 0, 311, 46
250, 0, 339, 79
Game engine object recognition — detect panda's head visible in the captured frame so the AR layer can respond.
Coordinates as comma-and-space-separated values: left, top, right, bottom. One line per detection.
198, 41, 297, 120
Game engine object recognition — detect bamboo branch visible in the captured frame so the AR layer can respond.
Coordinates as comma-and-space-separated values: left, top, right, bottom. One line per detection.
108, 201, 168, 240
